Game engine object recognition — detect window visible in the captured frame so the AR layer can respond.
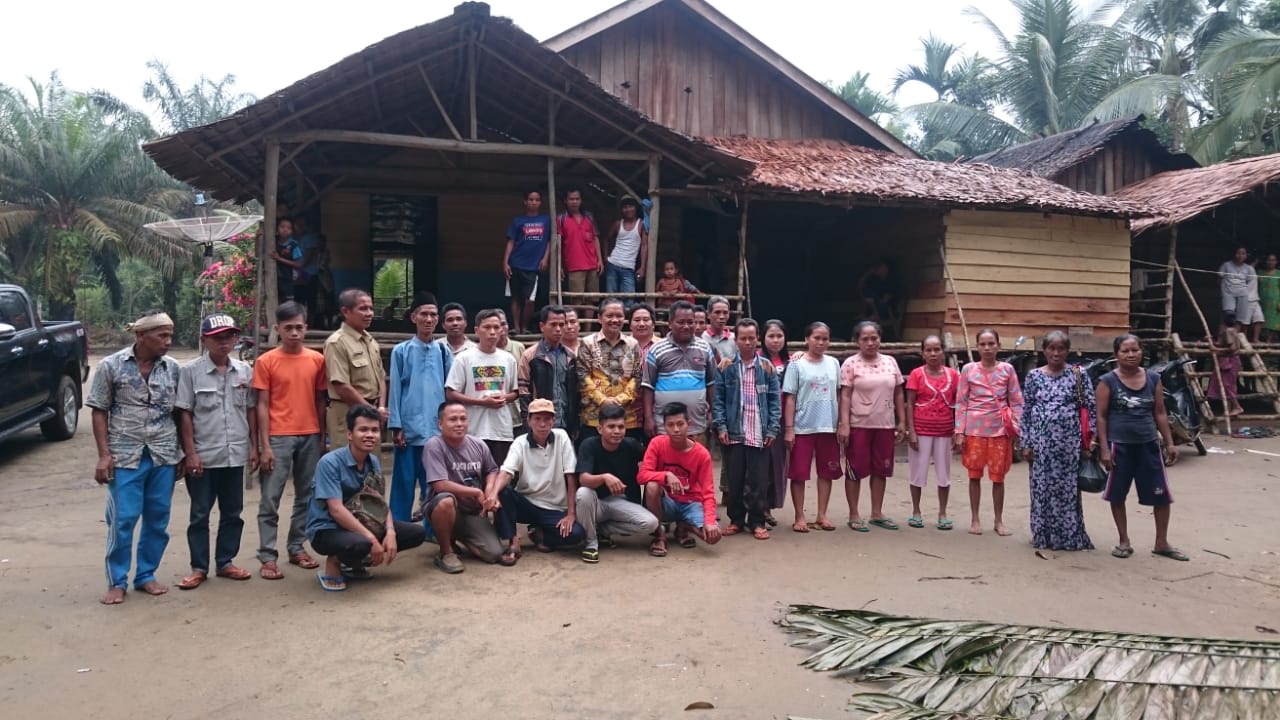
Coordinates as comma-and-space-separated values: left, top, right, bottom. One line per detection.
0, 291, 32, 331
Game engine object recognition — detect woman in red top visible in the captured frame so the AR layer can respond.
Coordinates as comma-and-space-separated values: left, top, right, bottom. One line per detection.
904, 335, 959, 530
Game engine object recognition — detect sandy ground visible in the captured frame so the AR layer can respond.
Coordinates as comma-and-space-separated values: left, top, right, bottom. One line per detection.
1, 353, 1278, 719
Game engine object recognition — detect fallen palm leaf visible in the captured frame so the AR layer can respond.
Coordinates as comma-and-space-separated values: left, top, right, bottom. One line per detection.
780, 606, 1280, 719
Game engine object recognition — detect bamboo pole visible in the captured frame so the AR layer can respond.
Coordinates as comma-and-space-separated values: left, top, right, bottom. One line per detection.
645, 156, 661, 297
736, 196, 750, 320
548, 157, 561, 304
418, 64, 463, 141
1163, 226, 1178, 336
276, 129, 655, 162
1237, 335, 1280, 414
1172, 333, 1216, 428
467, 38, 478, 141
1173, 262, 1231, 435
938, 239, 973, 364
262, 139, 280, 348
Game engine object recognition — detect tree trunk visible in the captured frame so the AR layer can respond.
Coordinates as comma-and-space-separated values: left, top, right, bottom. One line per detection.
48, 296, 75, 321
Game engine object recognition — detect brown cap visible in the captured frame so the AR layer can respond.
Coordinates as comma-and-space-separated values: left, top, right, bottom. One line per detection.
527, 398, 556, 416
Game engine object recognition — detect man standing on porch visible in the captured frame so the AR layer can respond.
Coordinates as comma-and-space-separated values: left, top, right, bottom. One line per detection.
559, 188, 602, 307
323, 289, 387, 448
604, 196, 647, 304
503, 190, 551, 334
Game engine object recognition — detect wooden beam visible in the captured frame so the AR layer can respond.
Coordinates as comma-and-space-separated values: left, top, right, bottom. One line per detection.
467, 38, 478, 141
476, 44, 705, 178
279, 141, 311, 169
587, 159, 643, 199
736, 196, 749, 319
548, 156, 561, 304
645, 155, 660, 296
418, 64, 462, 141
206, 41, 466, 163
275, 128, 655, 162
293, 175, 347, 215
262, 140, 280, 348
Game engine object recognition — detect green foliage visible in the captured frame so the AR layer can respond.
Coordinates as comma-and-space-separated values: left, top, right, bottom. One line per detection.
373, 259, 412, 316
1257, 0, 1280, 31
829, 72, 900, 121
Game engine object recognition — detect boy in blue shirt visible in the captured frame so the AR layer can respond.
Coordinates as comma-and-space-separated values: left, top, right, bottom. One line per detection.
502, 190, 551, 334
387, 292, 452, 522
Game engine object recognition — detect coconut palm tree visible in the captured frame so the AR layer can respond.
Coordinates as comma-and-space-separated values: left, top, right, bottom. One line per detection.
1194, 24, 1280, 161
0, 75, 189, 316
892, 35, 1001, 159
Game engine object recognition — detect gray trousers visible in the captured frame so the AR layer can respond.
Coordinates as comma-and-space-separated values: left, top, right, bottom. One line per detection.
257, 434, 320, 562
574, 486, 659, 549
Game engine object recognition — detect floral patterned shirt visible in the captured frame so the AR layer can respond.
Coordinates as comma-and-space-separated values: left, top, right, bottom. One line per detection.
955, 361, 1024, 437
86, 345, 181, 468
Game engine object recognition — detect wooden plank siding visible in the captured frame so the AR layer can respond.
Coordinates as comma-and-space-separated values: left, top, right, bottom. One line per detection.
929, 209, 1132, 345
557, 2, 857, 140
1050, 133, 1159, 195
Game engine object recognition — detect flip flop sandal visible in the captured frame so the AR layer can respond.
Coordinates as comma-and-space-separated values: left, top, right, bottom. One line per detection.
1152, 547, 1190, 561
723, 525, 743, 536
316, 572, 347, 592
792, 522, 810, 533
1111, 545, 1135, 559
342, 564, 372, 580
499, 548, 520, 566
936, 519, 954, 531
289, 553, 319, 569
177, 572, 207, 590
908, 516, 925, 529
815, 521, 836, 531
581, 548, 600, 564
259, 562, 284, 580
847, 519, 870, 532
215, 565, 252, 580
678, 535, 697, 549
649, 540, 668, 557
870, 517, 900, 530
752, 527, 770, 540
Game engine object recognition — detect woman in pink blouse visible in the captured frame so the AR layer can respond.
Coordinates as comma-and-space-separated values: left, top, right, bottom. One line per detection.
838, 321, 905, 531
954, 329, 1024, 536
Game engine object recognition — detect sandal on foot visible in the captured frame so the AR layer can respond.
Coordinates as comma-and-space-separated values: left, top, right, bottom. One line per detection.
752, 527, 770, 540
649, 539, 668, 557
259, 562, 284, 580
677, 534, 697, 549
847, 519, 869, 532
764, 515, 779, 528
581, 548, 600, 564
936, 518, 954, 531
814, 519, 836, 531
215, 565, 252, 580
792, 522, 810, 533
723, 524, 743, 536
177, 571, 207, 590
499, 547, 520, 566
869, 517, 900, 530
316, 572, 346, 592
908, 516, 924, 529
288, 553, 319, 569
1111, 545, 1134, 559
1153, 547, 1190, 562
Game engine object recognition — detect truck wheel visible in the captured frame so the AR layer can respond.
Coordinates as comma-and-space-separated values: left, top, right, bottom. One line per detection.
40, 375, 79, 441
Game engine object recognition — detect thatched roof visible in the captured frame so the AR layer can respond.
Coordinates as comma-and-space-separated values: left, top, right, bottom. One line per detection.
968, 115, 1196, 178
143, 2, 749, 202
1114, 152, 1280, 233
706, 136, 1151, 218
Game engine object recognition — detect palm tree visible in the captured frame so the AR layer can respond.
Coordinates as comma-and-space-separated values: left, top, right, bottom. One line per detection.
0, 74, 189, 317
1194, 26, 1280, 161
892, 35, 1001, 158
143, 60, 256, 133
831, 71, 900, 121
893, 35, 965, 100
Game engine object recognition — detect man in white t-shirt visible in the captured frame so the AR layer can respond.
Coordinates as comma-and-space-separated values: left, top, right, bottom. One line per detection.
445, 308, 519, 465
488, 398, 585, 561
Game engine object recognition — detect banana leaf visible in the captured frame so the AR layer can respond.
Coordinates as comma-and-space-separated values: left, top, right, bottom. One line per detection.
781, 606, 1280, 720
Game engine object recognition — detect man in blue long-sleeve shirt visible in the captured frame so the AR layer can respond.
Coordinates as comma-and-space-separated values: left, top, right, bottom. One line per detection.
387, 292, 452, 521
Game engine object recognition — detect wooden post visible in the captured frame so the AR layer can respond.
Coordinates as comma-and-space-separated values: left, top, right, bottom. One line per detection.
547, 156, 561, 304
736, 196, 750, 321
1163, 226, 1178, 337
467, 39, 478, 141
938, 239, 973, 364
645, 155, 661, 299
262, 139, 280, 347
1174, 261, 1231, 435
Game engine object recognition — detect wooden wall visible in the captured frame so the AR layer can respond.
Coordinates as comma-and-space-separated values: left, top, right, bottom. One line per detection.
926, 210, 1131, 348
557, 2, 862, 141
1051, 133, 1161, 195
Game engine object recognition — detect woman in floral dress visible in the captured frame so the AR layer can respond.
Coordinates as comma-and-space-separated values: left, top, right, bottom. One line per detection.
1021, 331, 1095, 551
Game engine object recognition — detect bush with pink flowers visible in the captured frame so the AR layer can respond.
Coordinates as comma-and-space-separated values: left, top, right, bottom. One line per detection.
198, 231, 257, 328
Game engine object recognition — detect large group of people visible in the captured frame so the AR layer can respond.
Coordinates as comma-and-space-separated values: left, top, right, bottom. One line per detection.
90, 280, 1193, 603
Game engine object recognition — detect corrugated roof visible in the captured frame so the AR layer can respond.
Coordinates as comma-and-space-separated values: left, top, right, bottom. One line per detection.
1114, 152, 1280, 233
707, 136, 1152, 218
143, 2, 749, 202
968, 115, 1196, 178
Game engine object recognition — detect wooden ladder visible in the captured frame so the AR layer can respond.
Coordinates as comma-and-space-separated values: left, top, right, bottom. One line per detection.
1171, 333, 1215, 427
1130, 243, 1176, 337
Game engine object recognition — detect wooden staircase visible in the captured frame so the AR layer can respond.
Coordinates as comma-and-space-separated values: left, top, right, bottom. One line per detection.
1171, 333, 1280, 425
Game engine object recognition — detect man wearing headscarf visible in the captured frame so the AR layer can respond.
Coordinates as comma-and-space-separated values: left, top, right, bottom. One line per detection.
87, 311, 182, 605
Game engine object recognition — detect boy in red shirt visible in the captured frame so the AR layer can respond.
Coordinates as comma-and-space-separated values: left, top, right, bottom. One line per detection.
639, 401, 722, 556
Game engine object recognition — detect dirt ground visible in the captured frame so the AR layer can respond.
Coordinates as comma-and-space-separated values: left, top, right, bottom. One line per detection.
1, 353, 1278, 720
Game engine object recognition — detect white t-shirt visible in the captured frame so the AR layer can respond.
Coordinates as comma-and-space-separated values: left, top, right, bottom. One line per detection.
782, 355, 841, 434
608, 218, 643, 268
501, 429, 575, 511
446, 347, 518, 441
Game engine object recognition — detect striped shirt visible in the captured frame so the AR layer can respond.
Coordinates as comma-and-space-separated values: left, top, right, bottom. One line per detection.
740, 358, 763, 447
641, 336, 717, 435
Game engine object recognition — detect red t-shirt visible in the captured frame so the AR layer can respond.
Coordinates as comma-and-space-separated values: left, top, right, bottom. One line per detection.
559, 212, 599, 272
637, 434, 716, 527
906, 366, 959, 437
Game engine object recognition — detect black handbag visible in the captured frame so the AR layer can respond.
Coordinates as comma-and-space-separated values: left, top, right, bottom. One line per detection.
1077, 453, 1107, 493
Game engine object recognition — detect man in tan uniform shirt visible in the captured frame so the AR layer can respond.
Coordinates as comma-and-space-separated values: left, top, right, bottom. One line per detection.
324, 289, 387, 446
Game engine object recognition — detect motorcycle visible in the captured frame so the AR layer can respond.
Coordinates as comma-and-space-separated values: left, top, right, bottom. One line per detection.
1150, 357, 1207, 456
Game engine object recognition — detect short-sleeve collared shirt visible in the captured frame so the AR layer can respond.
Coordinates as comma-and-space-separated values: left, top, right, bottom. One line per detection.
85, 346, 181, 469
175, 355, 256, 468
324, 323, 385, 401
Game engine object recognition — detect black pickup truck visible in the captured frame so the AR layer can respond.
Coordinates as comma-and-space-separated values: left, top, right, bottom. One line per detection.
0, 284, 89, 442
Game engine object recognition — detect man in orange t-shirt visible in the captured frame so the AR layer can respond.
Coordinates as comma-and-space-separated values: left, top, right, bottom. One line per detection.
252, 301, 328, 580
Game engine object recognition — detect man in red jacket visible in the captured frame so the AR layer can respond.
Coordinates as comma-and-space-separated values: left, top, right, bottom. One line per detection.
638, 401, 722, 557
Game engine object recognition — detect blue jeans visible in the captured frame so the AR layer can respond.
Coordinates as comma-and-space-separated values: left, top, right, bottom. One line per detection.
185, 465, 244, 573
494, 486, 585, 547
104, 449, 177, 590
604, 262, 636, 303
391, 444, 428, 522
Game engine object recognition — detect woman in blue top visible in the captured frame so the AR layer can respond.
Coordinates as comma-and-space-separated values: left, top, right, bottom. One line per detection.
1095, 334, 1187, 562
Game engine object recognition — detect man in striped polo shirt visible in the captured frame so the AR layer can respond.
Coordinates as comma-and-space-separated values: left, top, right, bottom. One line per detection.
641, 300, 717, 445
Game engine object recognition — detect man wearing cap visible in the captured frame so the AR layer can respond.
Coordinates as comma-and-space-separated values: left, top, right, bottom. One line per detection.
387, 292, 452, 522
87, 311, 182, 605
324, 288, 387, 448
489, 398, 585, 563
174, 314, 258, 590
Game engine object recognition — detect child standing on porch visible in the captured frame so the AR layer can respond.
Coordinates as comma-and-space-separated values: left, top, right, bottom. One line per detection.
904, 335, 957, 530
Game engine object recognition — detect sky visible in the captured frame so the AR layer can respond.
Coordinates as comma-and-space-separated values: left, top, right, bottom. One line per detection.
0, 0, 1025, 126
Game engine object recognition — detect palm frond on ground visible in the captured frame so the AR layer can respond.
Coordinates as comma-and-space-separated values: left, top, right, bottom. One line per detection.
780, 605, 1280, 719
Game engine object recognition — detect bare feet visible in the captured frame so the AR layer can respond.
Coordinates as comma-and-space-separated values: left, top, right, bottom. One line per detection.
995, 523, 1013, 537
138, 580, 168, 596
100, 587, 126, 605
969, 521, 983, 535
